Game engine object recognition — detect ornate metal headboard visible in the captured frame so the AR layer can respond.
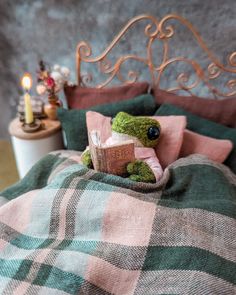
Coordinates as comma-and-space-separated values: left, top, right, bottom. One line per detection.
76, 14, 236, 98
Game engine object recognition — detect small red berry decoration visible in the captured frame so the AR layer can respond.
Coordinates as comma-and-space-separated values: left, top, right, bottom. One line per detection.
46, 77, 55, 88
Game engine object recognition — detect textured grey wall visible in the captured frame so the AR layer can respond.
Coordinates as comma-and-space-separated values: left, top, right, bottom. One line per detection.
0, 0, 235, 138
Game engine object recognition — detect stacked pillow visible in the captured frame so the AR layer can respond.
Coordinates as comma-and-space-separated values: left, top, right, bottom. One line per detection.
155, 104, 236, 173
64, 83, 236, 128
152, 88, 235, 173
153, 88, 236, 128
64, 82, 149, 109
61, 82, 235, 172
180, 130, 233, 164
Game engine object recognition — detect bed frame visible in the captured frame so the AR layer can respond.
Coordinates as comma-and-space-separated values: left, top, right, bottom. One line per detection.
76, 14, 236, 98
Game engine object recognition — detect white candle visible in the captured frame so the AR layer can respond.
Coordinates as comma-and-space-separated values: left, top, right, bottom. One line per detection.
21, 73, 34, 124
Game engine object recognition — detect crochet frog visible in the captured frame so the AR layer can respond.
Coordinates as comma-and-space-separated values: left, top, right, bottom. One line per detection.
82, 112, 163, 183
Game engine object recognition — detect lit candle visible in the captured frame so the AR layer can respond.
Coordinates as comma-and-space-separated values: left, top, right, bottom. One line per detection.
21, 73, 34, 124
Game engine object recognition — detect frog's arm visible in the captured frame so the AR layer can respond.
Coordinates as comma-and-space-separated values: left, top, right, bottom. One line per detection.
127, 160, 156, 183
81, 149, 93, 169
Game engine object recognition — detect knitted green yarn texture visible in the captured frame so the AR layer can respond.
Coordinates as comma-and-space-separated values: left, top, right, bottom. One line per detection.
112, 112, 161, 148
127, 160, 156, 183
81, 150, 93, 169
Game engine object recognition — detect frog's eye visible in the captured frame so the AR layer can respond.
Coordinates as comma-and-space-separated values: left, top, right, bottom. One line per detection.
147, 126, 160, 140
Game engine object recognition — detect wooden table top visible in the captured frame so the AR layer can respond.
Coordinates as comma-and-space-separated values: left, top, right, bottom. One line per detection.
8, 118, 61, 140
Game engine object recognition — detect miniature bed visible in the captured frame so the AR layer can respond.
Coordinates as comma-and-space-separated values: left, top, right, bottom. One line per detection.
0, 15, 236, 294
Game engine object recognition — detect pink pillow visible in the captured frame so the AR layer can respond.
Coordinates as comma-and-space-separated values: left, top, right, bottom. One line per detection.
152, 116, 187, 168
64, 82, 149, 109
180, 130, 233, 163
86, 111, 112, 144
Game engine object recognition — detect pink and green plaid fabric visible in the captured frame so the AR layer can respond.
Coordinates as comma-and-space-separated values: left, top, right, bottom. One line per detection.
0, 151, 235, 294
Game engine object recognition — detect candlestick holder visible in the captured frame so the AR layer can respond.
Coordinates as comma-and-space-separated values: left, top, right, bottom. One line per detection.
21, 118, 42, 133
18, 95, 46, 122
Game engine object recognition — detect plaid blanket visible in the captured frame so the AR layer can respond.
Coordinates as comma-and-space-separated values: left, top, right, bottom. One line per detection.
0, 151, 235, 294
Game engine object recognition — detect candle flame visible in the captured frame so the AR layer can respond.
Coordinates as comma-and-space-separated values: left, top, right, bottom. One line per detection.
21, 73, 32, 91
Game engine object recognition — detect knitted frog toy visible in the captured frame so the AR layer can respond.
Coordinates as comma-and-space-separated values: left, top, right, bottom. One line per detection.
82, 112, 163, 183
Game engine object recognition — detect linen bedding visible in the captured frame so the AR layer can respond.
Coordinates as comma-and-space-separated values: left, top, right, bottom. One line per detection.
0, 146, 235, 294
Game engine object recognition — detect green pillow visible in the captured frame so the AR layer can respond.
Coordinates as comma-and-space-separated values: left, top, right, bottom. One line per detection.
155, 103, 236, 173
58, 94, 156, 151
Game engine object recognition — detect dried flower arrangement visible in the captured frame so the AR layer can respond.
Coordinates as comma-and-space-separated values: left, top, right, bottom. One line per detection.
36, 61, 71, 120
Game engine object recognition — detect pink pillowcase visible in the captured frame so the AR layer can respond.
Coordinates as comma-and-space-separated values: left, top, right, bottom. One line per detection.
86, 111, 112, 144
152, 116, 187, 168
86, 111, 233, 168
180, 130, 233, 163
64, 82, 149, 109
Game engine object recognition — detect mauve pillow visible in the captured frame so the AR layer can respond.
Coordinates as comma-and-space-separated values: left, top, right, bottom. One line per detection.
64, 82, 150, 109
153, 88, 236, 128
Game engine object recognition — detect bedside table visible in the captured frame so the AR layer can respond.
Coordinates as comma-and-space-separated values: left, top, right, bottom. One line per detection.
8, 118, 64, 178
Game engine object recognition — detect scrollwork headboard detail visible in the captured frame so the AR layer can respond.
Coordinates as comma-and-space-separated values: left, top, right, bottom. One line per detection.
76, 14, 236, 98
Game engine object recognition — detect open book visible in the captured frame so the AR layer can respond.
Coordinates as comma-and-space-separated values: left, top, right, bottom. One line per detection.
88, 130, 135, 176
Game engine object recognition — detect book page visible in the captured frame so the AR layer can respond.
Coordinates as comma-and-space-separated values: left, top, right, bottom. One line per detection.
88, 130, 135, 176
